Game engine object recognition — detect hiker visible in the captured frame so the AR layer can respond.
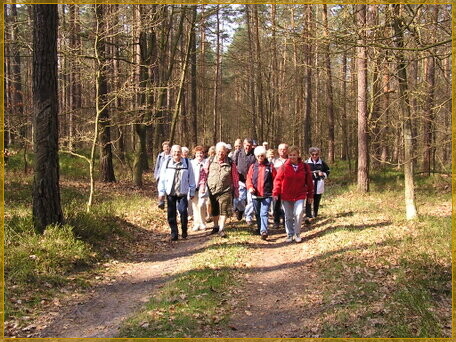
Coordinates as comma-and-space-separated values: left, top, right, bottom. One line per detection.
246, 146, 276, 240
272, 143, 288, 229
200, 142, 239, 237
154, 140, 171, 182
305, 147, 330, 223
190, 146, 208, 231
158, 145, 196, 241
273, 146, 313, 243
233, 138, 256, 224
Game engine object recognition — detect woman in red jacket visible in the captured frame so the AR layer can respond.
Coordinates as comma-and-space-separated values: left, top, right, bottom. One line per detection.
273, 146, 313, 243
246, 146, 277, 240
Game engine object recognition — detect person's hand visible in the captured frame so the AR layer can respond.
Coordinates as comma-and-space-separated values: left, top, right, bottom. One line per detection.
249, 188, 255, 194
273, 196, 278, 201
159, 195, 165, 201
318, 171, 324, 177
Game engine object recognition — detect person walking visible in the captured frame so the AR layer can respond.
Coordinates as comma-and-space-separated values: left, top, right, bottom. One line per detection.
272, 143, 288, 229
200, 142, 239, 237
233, 138, 256, 224
305, 147, 330, 223
190, 146, 208, 231
273, 146, 313, 243
158, 145, 196, 241
246, 146, 276, 240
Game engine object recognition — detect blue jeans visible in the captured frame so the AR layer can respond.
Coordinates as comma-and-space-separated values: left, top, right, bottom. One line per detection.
166, 195, 188, 238
235, 181, 254, 221
252, 197, 272, 233
281, 199, 305, 237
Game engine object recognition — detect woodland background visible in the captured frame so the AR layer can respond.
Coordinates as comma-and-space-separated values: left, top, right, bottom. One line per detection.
4, 4, 452, 187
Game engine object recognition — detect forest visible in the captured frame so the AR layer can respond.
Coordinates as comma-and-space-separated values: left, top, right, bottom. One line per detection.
3, 3, 453, 338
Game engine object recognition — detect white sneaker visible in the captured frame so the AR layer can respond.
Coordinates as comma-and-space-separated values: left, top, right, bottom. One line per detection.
192, 226, 199, 231
294, 235, 302, 243
286, 236, 293, 243
199, 224, 206, 231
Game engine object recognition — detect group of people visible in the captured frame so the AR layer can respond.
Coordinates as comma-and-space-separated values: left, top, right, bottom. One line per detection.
154, 139, 330, 243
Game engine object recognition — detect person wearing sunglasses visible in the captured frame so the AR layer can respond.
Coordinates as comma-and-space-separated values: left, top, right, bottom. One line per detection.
305, 147, 330, 224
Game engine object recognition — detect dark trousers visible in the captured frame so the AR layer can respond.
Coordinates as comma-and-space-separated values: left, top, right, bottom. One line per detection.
273, 197, 284, 224
167, 195, 188, 238
305, 193, 322, 218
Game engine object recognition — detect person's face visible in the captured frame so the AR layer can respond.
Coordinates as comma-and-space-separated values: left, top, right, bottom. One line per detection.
266, 151, 274, 159
163, 144, 170, 154
216, 148, 227, 160
244, 141, 252, 152
172, 147, 182, 162
235, 144, 241, 151
288, 151, 299, 164
256, 153, 266, 163
182, 150, 189, 158
195, 151, 204, 160
278, 145, 288, 158
311, 151, 320, 161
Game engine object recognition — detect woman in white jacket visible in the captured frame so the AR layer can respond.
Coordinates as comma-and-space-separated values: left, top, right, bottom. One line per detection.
158, 145, 196, 241
190, 146, 208, 231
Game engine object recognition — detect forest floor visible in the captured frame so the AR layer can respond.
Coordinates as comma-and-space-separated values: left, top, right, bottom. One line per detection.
5, 162, 452, 338
25, 190, 452, 338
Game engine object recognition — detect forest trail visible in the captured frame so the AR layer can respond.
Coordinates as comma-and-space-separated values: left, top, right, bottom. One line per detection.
36, 231, 211, 338
34, 218, 329, 338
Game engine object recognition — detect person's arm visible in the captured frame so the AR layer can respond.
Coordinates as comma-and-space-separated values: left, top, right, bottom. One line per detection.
246, 164, 255, 193
322, 160, 330, 178
231, 163, 240, 198
187, 159, 196, 198
305, 164, 314, 201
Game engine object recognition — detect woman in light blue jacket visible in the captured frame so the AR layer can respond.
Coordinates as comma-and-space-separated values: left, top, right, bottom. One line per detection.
158, 145, 196, 241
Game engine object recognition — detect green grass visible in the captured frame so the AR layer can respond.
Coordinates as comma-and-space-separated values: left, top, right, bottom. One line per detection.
303, 164, 451, 338
118, 232, 250, 338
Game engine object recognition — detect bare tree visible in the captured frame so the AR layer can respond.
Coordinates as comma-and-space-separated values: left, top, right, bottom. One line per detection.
356, 5, 369, 192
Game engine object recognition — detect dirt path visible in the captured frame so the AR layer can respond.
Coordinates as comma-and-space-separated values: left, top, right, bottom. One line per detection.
212, 226, 325, 338
36, 232, 210, 338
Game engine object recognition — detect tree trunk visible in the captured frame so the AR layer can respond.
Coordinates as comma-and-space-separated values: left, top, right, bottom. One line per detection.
323, 5, 335, 163
96, 4, 116, 183
356, 4, 369, 192
190, 5, 198, 147
422, 6, 438, 176
32, 4, 64, 233
303, 5, 313, 150
391, 4, 417, 220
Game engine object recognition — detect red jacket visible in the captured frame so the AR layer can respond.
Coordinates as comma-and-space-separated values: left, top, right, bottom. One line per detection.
273, 158, 314, 201
246, 161, 276, 197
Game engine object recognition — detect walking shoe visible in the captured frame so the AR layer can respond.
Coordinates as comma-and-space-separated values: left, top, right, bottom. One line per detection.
304, 218, 311, 225
192, 226, 199, 231
286, 235, 293, 243
218, 230, 226, 237
294, 235, 302, 243
170, 235, 178, 241
261, 231, 268, 240
182, 231, 188, 239
199, 224, 207, 231
209, 226, 219, 235
236, 210, 244, 221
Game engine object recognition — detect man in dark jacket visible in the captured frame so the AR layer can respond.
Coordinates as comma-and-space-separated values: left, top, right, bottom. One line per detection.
233, 138, 256, 223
